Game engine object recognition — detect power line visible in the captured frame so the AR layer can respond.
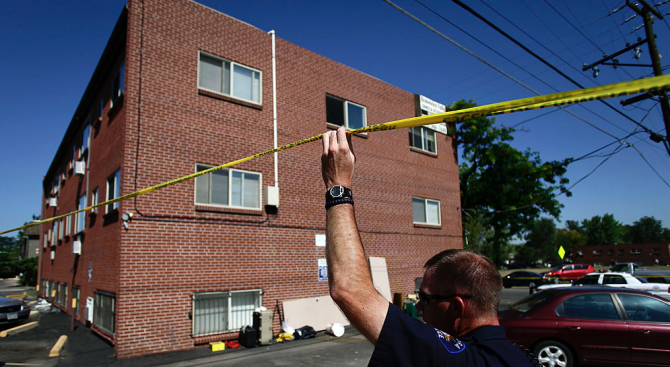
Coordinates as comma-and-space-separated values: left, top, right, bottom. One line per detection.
386, 0, 624, 141
543, 0, 638, 81
450, 0, 665, 151
631, 144, 670, 188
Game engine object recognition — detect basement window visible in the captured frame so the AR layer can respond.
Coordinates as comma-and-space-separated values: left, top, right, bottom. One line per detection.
192, 289, 262, 337
94, 291, 116, 335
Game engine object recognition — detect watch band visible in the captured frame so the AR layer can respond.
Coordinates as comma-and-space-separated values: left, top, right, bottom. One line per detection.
325, 197, 354, 210
325, 185, 352, 201
325, 185, 353, 210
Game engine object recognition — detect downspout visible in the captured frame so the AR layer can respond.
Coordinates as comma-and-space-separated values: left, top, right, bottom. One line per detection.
268, 30, 279, 206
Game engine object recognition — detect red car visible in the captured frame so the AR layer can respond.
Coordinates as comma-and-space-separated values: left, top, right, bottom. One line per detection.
541, 263, 594, 281
499, 287, 670, 367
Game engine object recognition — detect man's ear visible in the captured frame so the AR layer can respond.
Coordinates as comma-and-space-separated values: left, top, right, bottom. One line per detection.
451, 297, 466, 319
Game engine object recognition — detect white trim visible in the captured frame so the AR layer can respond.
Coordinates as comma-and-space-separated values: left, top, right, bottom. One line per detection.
410, 126, 437, 154
194, 164, 263, 210
197, 51, 263, 105
412, 197, 441, 225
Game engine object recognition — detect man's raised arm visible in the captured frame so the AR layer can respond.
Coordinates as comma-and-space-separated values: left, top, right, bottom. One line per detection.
321, 126, 389, 345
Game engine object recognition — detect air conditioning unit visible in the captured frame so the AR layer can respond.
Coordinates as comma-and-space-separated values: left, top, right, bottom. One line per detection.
50, 251, 55, 260
48, 197, 58, 207
72, 240, 82, 255
74, 161, 86, 175
265, 186, 279, 207
577, 251, 584, 256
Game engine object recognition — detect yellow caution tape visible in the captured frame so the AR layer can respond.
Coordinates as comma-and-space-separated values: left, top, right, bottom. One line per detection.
2, 74, 669, 235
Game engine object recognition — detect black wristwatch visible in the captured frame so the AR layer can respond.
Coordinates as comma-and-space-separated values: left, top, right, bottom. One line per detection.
325, 185, 353, 209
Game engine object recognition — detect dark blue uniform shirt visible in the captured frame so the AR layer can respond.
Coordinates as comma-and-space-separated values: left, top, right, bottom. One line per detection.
369, 303, 534, 367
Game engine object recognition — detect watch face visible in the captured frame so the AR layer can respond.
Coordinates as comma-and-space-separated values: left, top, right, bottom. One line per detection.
330, 185, 344, 198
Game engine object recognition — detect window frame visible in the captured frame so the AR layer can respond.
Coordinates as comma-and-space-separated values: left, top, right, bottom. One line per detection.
75, 194, 87, 234
197, 51, 263, 105
631, 248, 642, 254
192, 289, 263, 337
194, 164, 262, 210
412, 197, 441, 226
325, 94, 367, 130
91, 188, 99, 213
94, 291, 116, 335
106, 170, 121, 214
111, 62, 125, 108
409, 126, 437, 154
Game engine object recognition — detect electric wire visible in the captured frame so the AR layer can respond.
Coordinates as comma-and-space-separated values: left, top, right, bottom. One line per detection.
631, 144, 670, 188
449, 0, 666, 153
543, 0, 638, 81
386, 0, 624, 141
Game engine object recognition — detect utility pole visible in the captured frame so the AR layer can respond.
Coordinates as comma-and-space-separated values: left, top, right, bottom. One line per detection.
583, 0, 670, 152
628, 0, 670, 145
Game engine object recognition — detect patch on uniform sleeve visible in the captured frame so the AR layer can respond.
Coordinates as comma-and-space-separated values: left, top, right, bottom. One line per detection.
434, 329, 465, 353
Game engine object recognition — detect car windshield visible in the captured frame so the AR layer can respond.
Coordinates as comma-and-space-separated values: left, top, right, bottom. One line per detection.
635, 277, 648, 283
549, 265, 563, 271
510, 291, 555, 313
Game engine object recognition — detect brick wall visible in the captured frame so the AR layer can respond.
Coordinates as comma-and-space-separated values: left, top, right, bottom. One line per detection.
41, 0, 462, 359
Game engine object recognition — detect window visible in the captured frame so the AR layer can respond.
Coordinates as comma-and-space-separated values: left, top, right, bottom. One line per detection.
73, 286, 80, 316
608, 249, 614, 254
593, 249, 603, 256
603, 275, 627, 284
556, 294, 620, 320
409, 127, 436, 154
412, 197, 441, 225
54, 282, 60, 302
52, 221, 58, 244
618, 249, 624, 254
71, 146, 77, 170
81, 124, 90, 155
574, 275, 600, 285
111, 62, 125, 107
94, 291, 115, 334
59, 283, 68, 306
195, 165, 261, 209
59, 218, 64, 240
106, 170, 121, 213
618, 294, 670, 322
631, 248, 642, 254
65, 215, 71, 237
198, 52, 261, 104
75, 194, 87, 233
91, 188, 99, 213
326, 95, 366, 130
192, 289, 262, 336
653, 248, 661, 254
97, 99, 104, 119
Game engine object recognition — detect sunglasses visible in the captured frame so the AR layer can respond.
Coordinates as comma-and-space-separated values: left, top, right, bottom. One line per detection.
417, 291, 473, 303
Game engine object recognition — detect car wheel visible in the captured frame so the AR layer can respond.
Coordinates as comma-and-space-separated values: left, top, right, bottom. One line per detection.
533, 340, 573, 367
529, 282, 537, 295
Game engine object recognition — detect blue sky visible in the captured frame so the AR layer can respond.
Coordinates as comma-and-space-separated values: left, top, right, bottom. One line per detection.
1, 0, 669, 235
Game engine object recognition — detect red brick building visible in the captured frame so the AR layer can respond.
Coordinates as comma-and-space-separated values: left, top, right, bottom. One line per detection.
575, 243, 670, 267
38, 0, 462, 359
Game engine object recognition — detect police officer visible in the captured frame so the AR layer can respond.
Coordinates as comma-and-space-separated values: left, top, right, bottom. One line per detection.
321, 127, 535, 366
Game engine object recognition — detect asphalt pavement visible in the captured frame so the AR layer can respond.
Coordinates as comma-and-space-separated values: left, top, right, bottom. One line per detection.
0, 277, 531, 367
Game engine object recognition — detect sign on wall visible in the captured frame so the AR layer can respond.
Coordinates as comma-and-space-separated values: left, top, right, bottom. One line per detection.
419, 95, 448, 134
318, 259, 328, 281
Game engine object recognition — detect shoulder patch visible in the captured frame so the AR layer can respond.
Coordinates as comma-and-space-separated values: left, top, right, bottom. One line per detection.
434, 329, 465, 353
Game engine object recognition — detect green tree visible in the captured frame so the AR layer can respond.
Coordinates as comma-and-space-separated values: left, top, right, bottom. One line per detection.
517, 218, 559, 265
580, 214, 623, 246
451, 99, 571, 265
623, 216, 670, 244
556, 228, 587, 259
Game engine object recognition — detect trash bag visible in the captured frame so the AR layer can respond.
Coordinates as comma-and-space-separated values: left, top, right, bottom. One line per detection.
293, 325, 316, 340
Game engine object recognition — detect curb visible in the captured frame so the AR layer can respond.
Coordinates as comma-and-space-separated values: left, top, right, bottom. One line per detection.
0, 321, 38, 337
49, 335, 68, 357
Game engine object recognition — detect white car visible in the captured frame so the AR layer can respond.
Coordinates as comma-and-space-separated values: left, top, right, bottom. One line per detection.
535, 272, 670, 293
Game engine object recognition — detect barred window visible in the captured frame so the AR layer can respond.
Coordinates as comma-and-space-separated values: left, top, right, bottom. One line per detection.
192, 289, 262, 337
94, 291, 116, 335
